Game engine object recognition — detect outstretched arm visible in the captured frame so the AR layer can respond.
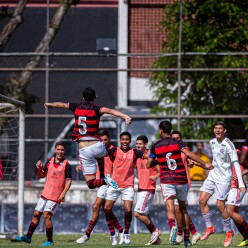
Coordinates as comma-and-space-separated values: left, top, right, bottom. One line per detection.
100, 107, 132, 126
44, 102, 68, 109
182, 149, 214, 170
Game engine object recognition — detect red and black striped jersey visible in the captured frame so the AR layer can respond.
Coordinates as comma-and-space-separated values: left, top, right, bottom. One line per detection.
68, 101, 103, 141
149, 137, 187, 185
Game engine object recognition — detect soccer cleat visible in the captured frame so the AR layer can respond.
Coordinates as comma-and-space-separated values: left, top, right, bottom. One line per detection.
176, 235, 183, 244
104, 174, 118, 189
200, 226, 216, 241
119, 231, 124, 245
145, 237, 162, 246
111, 233, 118, 246
76, 235, 90, 244
224, 230, 234, 247
184, 240, 192, 247
41, 240, 54, 246
15, 235, 32, 243
191, 232, 202, 245
124, 234, 131, 245
149, 228, 161, 244
237, 239, 248, 247
169, 226, 178, 245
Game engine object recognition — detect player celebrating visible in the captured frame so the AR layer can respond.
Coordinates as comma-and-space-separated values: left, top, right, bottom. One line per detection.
198, 121, 245, 247
44, 87, 132, 190
134, 135, 161, 245
104, 132, 147, 245
76, 130, 123, 244
16, 141, 72, 246
171, 131, 202, 245
146, 120, 214, 247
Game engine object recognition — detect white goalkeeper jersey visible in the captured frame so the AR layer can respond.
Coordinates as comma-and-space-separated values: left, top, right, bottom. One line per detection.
207, 137, 239, 184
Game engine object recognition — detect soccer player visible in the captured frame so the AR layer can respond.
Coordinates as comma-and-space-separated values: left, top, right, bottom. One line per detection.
146, 120, 214, 247
134, 135, 161, 245
198, 121, 245, 247
76, 130, 123, 244
44, 87, 132, 190
225, 133, 248, 247
171, 131, 202, 245
104, 132, 147, 245
15, 141, 72, 246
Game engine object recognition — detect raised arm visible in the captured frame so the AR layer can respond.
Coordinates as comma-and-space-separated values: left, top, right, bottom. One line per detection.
44, 102, 68, 109
100, 107, 132, 126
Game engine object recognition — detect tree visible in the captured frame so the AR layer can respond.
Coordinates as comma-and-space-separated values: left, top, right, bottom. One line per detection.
149, 0, 248, 139
1, 0, 79, 113
0, 0, 27, 51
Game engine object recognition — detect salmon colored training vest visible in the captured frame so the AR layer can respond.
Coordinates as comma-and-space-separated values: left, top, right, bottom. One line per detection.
112, 148, 135, 188
42, 157, 67, 202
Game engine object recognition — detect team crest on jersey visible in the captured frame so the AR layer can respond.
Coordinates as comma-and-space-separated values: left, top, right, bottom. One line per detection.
220, 148, 225, 154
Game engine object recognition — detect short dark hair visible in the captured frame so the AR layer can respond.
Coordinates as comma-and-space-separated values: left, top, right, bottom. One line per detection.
136, 135, 148, 144
214, 121, 226, 129
159, 120, 172, 134
98, 130, 110, 138
120, 131, 131, 140
171, 130, 181, 139
83, 87, 96, 101
55, 141, 65, 148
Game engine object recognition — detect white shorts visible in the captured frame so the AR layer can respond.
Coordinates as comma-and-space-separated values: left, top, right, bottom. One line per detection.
200, 178, 230, 200
226, 188, 246, 206
106, 187, 134, 202
174, 198, 188, 206
35, 197, 59, 214
160, 183, 188, 202
134, 191, 154, 215
97, 185, 109, 199
79, 141, 106, 175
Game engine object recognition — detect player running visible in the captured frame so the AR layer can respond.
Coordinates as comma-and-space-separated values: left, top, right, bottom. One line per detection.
171, 131, 202, 245
134, 135, 161, 245
198, 121, 245, 247
76, 130, 123, 244
44, 87, 132, 190
146, 120, 214, 247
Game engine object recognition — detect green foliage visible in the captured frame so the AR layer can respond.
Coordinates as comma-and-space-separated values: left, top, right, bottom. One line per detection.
150, 0, 248, 137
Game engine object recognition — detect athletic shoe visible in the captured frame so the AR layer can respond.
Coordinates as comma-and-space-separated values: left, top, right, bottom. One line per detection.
145, 237, 162, 246
119, 231, 124, 245
176, 235, 183, 244
224, 230, 234, 247
111, 233, 118, 246
184, 240, 192, 247
41, 240, 54, 246
169, 226, 178, 245
124, 234, 131, 245
15, 235, 31, 243
200, 226, 216, 241
76, 235, 90, 244
191, 232, 202, 245
237, 239, 248, 247
149, 228, 161, 244
104, 174, 118, 189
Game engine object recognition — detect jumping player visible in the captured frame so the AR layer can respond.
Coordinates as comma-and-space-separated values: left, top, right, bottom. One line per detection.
44, 87, 132, 190
134, 135, 161, 245
171, 131, 202, 245
104, 132, 147, 245
198, 121, 245, 247
76, 130, 123, 244
146, 120, 214, 247
16, 141, 72, 246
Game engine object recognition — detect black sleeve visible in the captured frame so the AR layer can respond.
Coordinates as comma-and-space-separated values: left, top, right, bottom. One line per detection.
133, 148, 144, 159
43, 160, 50, 173
93, 104, 103, 118
178, 140, 187, 151
65, 163, 72, 179
107, 147, 117, 162
68, 103, 79, 113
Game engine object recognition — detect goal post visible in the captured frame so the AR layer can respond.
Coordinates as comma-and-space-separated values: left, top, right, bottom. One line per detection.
0, 94, 25, 237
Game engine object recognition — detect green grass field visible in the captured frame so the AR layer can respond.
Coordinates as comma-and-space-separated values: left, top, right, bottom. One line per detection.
0, 233, 244, 248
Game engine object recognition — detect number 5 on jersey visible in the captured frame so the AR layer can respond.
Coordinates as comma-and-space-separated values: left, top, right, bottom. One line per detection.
78, 116, 87, 135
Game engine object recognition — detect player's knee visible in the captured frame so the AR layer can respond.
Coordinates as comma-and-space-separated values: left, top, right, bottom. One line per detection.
134, 211, 141, 218
199, 197, 206, 206
92, 204, 100, 213
216, 201, 225, 212
43, 212, 52, 220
